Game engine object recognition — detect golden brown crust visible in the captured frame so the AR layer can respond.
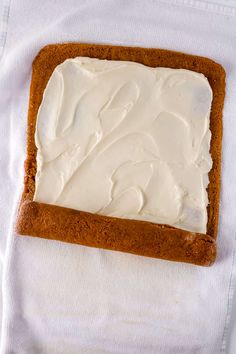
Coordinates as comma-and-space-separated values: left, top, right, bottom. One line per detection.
16, 201, 216, 266
16, 43, 225, 266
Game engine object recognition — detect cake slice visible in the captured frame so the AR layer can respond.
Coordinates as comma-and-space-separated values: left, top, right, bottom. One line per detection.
15, 43, 225, 266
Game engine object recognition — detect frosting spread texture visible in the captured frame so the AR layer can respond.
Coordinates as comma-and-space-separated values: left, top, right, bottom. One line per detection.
34, 57, 213, 233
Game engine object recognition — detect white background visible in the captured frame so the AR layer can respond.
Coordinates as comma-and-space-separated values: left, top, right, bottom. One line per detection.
0, 0, 235, 353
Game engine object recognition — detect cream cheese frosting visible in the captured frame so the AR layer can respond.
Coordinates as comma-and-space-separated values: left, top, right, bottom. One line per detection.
34, 57, 213, 233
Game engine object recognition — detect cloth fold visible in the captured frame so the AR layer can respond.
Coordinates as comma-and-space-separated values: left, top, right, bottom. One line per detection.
0, 1, 236, 353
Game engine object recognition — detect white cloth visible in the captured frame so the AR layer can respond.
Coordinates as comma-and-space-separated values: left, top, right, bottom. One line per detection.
0, 1, 236, 353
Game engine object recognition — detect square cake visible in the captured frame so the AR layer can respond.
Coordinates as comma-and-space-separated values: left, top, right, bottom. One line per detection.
16, 43, 225, 266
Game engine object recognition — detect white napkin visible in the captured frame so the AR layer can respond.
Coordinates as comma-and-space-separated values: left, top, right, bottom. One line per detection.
0, 1, 236, 353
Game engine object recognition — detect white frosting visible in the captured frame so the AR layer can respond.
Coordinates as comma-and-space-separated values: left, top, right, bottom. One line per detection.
34, 57, 213, 233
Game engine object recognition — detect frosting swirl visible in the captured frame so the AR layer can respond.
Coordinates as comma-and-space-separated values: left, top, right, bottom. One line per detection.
34, 57, 213, 233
